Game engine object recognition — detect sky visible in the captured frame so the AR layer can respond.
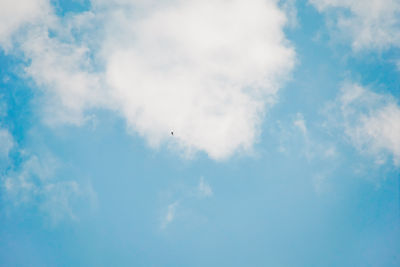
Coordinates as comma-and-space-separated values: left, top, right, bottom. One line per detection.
0, 0, 399, 266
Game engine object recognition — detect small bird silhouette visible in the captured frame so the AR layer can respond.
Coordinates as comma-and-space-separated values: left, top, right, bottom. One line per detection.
171, 131, 174, 136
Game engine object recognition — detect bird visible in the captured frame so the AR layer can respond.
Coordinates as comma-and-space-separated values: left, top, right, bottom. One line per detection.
171, 131, 174, 136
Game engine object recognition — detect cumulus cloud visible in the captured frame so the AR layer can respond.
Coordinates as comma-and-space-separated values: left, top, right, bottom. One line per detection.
2, 0, 295, 160
309, 0, 400, 51
330, 83, 400, 165
101, 0, 295, 159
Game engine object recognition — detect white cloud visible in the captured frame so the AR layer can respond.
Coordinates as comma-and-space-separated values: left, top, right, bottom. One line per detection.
21, 26, 104, 126
0, 1, 104, 126
198, 177, 213, 197
332, 83, 400, 165
101, 0, 295, 159
5, 0, 295, 160
309, 0, 400, 51
0, 0, 51, 50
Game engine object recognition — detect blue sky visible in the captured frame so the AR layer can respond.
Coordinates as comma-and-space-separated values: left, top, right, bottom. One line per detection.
0, 0, 399, 266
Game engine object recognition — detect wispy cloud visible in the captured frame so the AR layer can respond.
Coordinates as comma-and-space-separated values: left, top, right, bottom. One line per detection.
159, 176, 213, 229
161, 201, 179, 229
0, 128, 96, 225
309, 0, 400, 51
0, 128, 14, 158
312, 172, 329, 195
281, 113, 337, 161
326, 82, 400, 166
198, 177, 213, 198
2, 152, 95, 224
293, 112, 308, 136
